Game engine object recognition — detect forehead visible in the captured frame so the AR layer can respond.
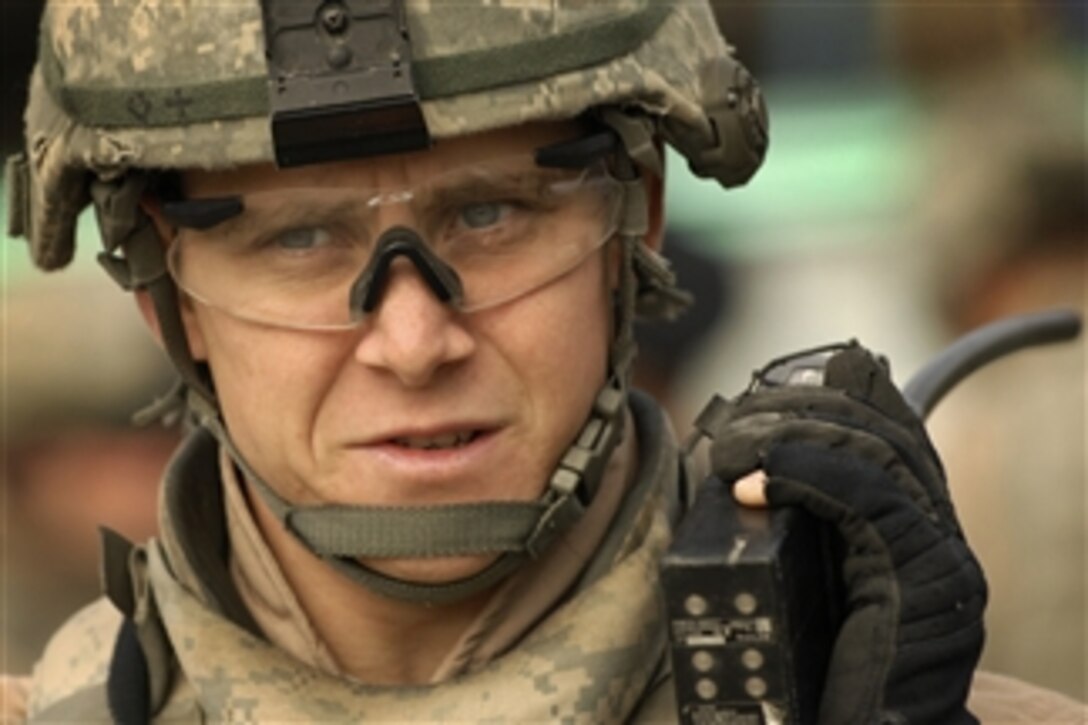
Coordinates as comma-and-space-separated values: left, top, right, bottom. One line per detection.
182, 121, 585, 197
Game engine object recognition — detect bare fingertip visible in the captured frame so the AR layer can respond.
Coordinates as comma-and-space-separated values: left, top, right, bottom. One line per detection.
734, 470, 769, 508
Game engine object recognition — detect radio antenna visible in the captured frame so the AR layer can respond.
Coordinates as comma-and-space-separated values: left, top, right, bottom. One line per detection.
903, 308, 1081, 420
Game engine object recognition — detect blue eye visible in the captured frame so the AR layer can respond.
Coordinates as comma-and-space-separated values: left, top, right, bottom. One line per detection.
459, 202, 506, 229
274, 227, 330, 250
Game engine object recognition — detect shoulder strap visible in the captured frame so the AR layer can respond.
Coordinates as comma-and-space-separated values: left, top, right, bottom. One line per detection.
107, 619, 150, 725
100, 528, 178, 722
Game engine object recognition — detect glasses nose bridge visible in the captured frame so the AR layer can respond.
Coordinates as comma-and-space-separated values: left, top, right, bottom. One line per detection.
368, 187, 415, 208
363, 186, 422, 236
349, 227, 464, 318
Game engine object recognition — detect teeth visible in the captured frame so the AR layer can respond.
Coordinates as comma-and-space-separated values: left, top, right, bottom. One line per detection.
394, 431, 475, 450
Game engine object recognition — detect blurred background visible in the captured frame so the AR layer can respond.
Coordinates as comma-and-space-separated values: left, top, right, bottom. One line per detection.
3, 0, 1085, 701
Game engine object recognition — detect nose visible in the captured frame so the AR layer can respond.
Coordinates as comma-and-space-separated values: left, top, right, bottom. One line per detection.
352, 257, 476, 387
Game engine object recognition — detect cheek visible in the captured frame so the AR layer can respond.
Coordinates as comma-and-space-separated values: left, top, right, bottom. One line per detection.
194, 311, 340, 473
550, 266, 612, 381
496, 252, 613, 432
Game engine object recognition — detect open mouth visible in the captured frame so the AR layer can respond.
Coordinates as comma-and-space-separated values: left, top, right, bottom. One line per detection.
362, 426, 503, 481
390, 430, 481, 450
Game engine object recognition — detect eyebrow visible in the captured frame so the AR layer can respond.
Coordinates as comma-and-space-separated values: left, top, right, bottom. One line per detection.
164, 164, 581, 234
208, 196, 371, 241
423, 167, 574, 206
261, 197, 364, 224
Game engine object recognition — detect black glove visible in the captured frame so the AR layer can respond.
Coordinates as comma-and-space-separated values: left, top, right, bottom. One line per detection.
706, 342, 986, 725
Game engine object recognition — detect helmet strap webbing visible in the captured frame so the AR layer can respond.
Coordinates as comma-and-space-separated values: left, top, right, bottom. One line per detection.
90, 174, 216, 410
598, 107, 694, 323
183, 376, 626, 604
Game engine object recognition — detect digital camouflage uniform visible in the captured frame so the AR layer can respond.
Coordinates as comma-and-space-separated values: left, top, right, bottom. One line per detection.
5, 0, 1087, 723
8, 3, 738, 721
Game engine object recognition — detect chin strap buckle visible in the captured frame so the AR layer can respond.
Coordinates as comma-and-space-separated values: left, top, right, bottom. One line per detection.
526, 383, 626, 559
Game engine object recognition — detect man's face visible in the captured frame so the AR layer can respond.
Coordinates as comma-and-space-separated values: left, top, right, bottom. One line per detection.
164, 123, 624, 582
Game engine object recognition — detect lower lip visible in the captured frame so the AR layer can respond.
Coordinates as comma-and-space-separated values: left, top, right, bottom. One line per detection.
361, 429, 502, 478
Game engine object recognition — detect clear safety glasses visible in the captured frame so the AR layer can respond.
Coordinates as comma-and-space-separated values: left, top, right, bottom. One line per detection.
164, 155, 625, 331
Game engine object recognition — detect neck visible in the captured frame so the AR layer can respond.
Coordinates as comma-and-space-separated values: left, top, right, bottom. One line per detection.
245, 484, 494, 685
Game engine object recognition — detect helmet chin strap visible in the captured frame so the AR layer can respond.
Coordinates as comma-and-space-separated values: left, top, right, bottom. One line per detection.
186, 378, 626, 604
98, 113, 668, 605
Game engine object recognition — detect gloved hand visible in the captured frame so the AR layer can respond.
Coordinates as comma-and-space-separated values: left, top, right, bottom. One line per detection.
706, 342, 986, 725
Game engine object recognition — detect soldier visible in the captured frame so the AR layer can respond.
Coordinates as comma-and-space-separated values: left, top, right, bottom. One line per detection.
3, 0, 1083, 722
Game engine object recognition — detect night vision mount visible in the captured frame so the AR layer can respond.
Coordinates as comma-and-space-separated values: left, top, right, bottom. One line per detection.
260, 0, 432, 167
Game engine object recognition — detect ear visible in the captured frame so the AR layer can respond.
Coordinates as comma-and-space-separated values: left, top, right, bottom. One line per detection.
136, 197, 209, 361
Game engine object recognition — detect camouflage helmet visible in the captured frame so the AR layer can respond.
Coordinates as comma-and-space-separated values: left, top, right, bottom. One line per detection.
7, 0, 768, 604
8, 0, 767, 270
